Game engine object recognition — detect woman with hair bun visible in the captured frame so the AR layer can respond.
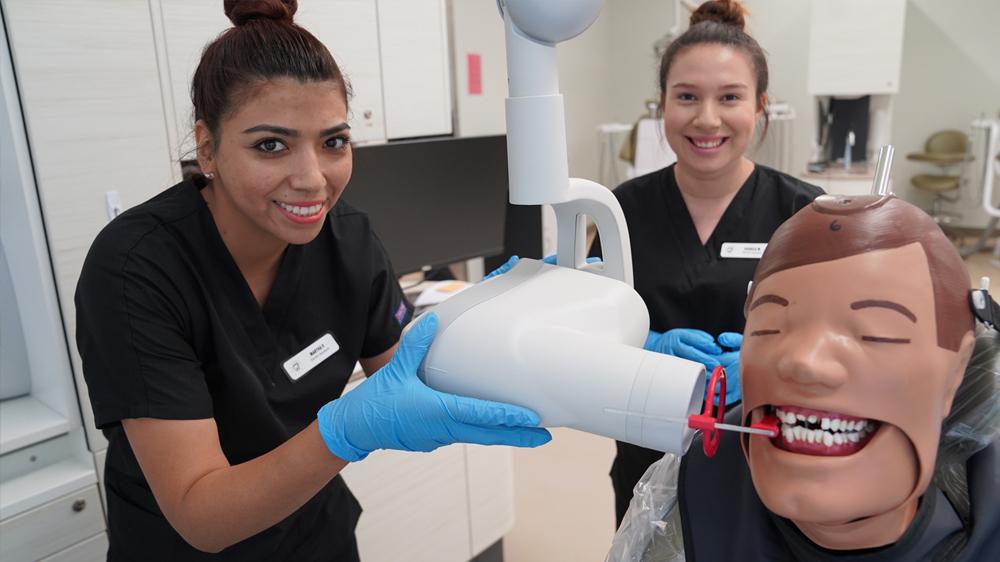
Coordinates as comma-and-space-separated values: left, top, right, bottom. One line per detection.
74, 1, 550, 559
594, 0, 824, 525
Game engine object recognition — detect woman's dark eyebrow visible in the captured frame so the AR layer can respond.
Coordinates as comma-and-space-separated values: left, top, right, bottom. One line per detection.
850, 300, 917, 323
749, 294, 789, 311
241, 123, 351, 137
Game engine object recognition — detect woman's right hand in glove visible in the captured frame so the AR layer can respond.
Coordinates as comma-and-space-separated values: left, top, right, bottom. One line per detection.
317, 313, 552, 462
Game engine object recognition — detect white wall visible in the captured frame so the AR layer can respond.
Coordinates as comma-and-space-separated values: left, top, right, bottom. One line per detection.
556, 8, 614, 183
605, 0, 674, 125
449, 0, 507, 136
891, 0, 1000, 228
448, 3, 616, 183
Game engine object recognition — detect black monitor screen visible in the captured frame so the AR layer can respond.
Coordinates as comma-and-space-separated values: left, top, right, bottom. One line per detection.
829, 95, 870, 163
344, 135, 509, 275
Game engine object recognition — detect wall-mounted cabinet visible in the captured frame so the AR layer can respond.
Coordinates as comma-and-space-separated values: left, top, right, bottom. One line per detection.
156, 0, 451, 159
807, 0, 907, 96
377, 0, 453, 139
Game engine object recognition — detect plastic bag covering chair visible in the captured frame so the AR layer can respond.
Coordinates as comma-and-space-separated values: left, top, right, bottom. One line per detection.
907, 129, 971, 224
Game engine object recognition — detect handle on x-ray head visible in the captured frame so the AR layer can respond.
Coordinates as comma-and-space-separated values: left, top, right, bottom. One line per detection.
551, 177, 633, 287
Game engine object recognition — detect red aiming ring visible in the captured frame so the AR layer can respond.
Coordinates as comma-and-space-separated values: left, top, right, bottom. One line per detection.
686, 366, 726, 458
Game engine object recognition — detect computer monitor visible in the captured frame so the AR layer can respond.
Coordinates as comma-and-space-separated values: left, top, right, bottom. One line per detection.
344, 135, 511, 275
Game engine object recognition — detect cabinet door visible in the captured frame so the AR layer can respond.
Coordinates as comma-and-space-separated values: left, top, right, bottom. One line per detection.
160, 0, 386, 146
377, 0, 453, 139
341, 445, 471, 562
298, 0, 386, 143
2, 0, 176, 452
157, 0, 231, 158
807, 0, 907, 95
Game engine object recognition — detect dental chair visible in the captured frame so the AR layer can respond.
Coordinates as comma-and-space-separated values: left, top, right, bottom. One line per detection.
907, 129, 971, 225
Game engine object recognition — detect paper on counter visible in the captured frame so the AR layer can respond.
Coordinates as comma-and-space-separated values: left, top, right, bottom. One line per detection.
413, 280, 473, 308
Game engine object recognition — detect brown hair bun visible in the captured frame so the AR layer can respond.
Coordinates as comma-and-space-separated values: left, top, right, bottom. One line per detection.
689, 0, 747, 31
224, 0, 297, 27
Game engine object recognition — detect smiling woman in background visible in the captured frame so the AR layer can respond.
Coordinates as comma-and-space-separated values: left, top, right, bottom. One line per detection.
593, 0, 824, 526
73, 1, 549, 560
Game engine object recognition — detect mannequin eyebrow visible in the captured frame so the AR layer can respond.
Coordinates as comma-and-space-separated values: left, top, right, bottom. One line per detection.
749, 294, 789, 310
850, 300, 917, 323
241, 123, 351, 137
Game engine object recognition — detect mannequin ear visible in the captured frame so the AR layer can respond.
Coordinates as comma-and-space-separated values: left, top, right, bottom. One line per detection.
194, 119, 215, 174
941, 330, 977, 415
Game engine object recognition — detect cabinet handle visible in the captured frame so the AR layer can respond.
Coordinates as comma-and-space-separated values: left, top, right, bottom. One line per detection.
72, 499, 87, 513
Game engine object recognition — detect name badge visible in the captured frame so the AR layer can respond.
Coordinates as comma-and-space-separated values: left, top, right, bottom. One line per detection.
283, 333, 340, 381
721, 242, 767, 259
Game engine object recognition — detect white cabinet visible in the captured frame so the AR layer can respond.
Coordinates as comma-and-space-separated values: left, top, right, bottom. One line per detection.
157, 0, 390, 149
339, 378, 515, 562
807, 0, 907, 96
377, 0, 453, 139
0, 3, 127, 557
156, 0, 451, 148
155, 0, 231, 158
2, 0, 177, 457
299, 1, 387, 143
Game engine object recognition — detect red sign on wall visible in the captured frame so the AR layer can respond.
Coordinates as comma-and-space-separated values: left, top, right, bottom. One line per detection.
467, 53, 482, 95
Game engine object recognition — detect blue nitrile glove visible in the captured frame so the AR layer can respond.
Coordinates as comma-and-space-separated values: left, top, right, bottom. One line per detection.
717, 350, 741, 405
483, 254, 602, 281
644, 328, 723, 371
483, 255, 520, 281
317, 314, 552, 462
716, 332, 743, 405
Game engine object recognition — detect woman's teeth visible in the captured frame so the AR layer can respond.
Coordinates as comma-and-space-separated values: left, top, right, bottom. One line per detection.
774, 407, 876, 448
691, 138, 724, 149
276, 201, 323, 217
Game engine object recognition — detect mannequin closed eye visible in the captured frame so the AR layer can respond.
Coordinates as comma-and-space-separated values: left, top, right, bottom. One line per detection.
748, 293, 788, 336
852, 300, 916, 344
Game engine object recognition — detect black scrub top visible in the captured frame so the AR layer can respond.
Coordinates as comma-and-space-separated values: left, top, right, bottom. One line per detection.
75, 177, 411, 561
675, 407, 1000, 561
592, 163, 823, 523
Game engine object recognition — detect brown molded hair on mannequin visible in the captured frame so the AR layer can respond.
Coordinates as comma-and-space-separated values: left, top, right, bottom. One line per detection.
746, 194, 974, 351
658, 0, 770, 139
192, 0, 351, 143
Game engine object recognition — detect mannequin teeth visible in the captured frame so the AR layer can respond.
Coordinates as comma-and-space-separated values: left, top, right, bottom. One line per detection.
773, 407, 871, 432
770, 406, 878, 452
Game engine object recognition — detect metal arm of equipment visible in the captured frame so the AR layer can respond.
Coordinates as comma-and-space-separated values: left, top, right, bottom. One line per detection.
410, 1, 776, 458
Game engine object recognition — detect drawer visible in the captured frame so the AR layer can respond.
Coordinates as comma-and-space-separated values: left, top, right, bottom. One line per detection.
39, 532, 108, 562
0, 485, 105, 561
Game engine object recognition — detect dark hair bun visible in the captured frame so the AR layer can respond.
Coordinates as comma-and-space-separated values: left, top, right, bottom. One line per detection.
690, 0, 747, 31
224, 0, 297, 27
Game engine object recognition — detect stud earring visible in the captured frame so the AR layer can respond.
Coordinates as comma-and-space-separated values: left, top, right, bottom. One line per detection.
204, 171, 215, 180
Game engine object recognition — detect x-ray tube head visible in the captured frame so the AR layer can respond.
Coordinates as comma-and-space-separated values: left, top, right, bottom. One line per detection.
414, 259, 706, 455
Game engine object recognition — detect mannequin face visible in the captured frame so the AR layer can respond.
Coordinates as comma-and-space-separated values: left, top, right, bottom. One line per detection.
741, 243, 972, 548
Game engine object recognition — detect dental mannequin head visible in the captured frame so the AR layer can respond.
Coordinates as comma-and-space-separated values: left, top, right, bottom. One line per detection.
740, 195, 976, 550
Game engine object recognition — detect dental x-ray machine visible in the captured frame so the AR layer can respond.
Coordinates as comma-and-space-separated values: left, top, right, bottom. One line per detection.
411, 0, 778, 457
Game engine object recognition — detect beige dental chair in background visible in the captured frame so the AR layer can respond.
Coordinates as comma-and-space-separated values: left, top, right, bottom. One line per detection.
907, 129, 972, 225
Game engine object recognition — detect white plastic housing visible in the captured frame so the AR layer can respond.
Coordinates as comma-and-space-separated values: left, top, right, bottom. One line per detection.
416, 260, 705, 455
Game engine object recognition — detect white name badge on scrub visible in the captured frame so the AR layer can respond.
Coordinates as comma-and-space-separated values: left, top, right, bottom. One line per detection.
721, 242, 767, 259
283, 333, 340, 381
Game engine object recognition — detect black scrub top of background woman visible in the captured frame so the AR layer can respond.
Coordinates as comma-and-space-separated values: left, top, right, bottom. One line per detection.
591, 163, 823, 524
76, 176, 411, 561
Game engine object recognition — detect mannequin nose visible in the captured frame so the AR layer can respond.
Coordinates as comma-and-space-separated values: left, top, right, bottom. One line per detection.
775, 328, 849, 392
